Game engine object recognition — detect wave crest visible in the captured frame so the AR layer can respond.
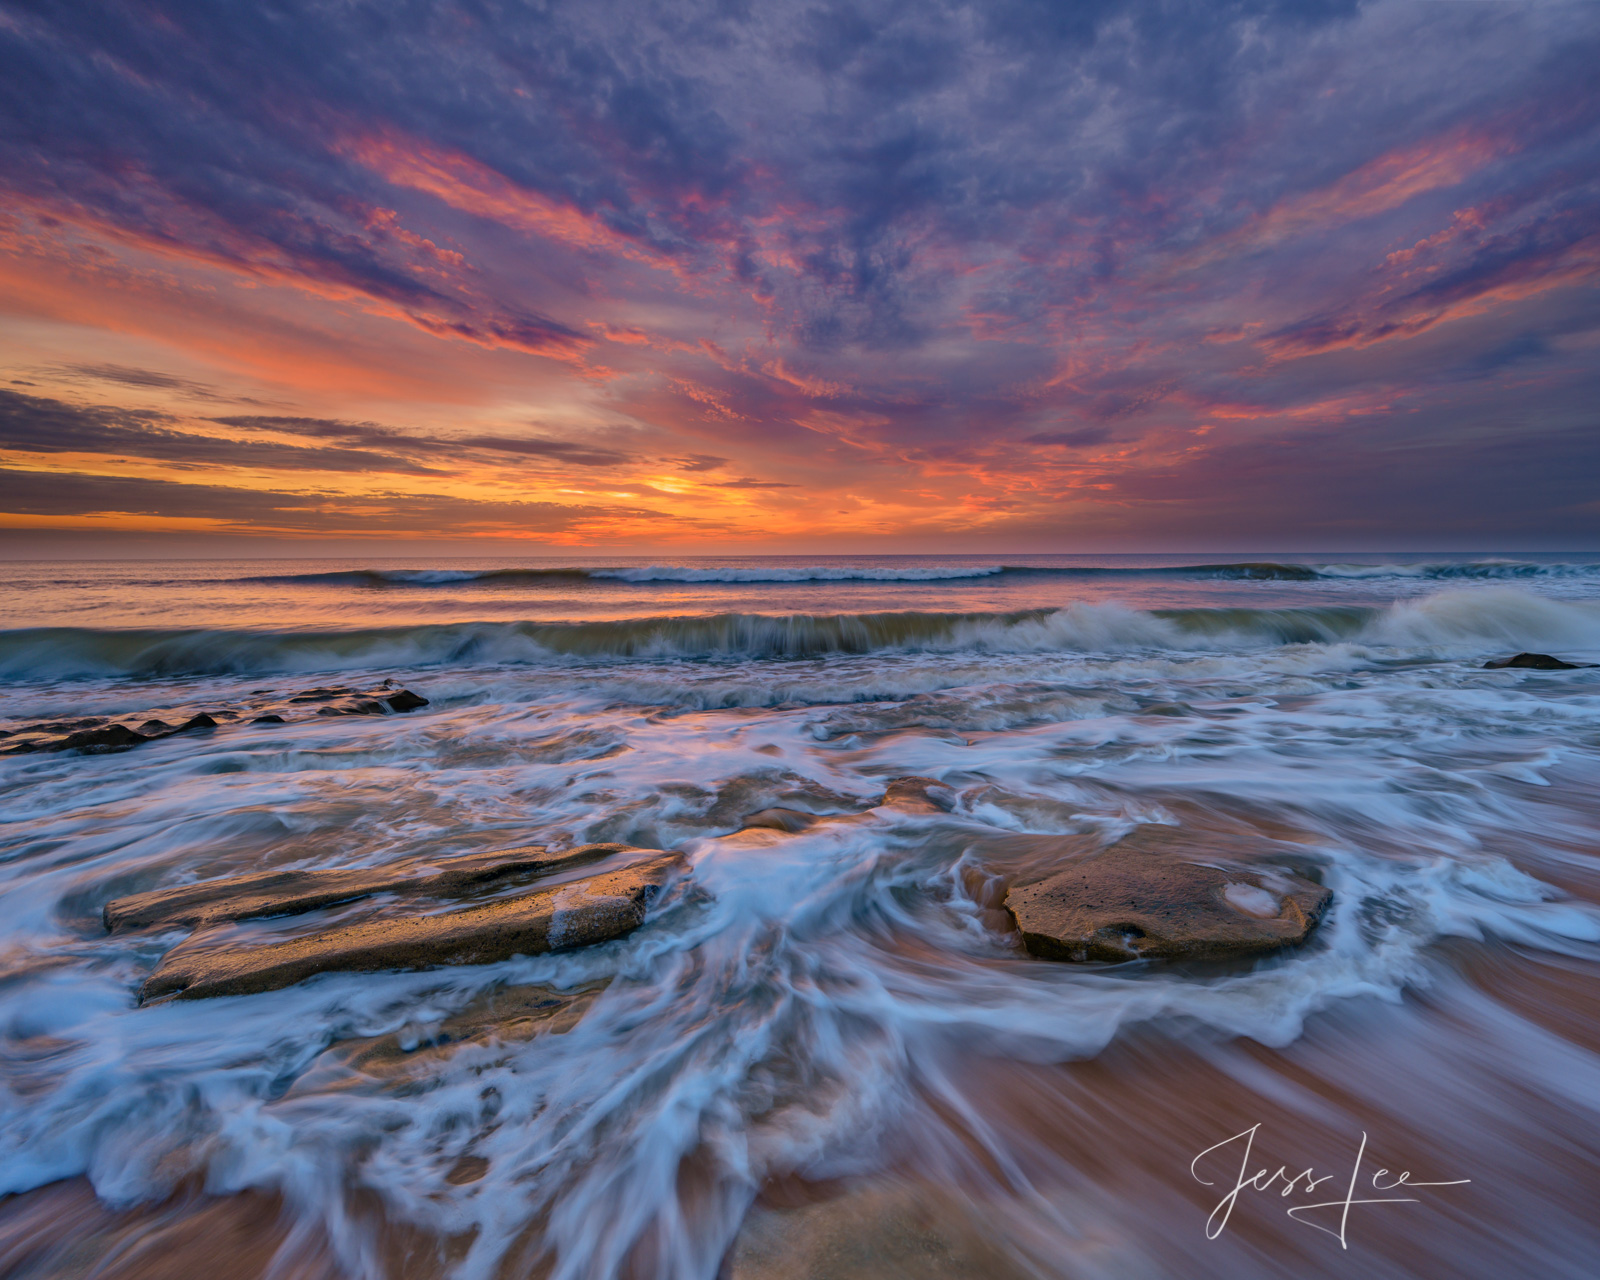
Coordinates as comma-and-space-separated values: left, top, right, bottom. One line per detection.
3, 589, 1595, 681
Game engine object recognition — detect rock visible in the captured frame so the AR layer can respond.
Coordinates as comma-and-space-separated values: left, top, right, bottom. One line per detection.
878, 776, 956, 812
57, 724, 150, 754
2, 685, 430, 757
288, 683, 429, 715
105, 842, 637, 932
1483, 652, 1593, 670
318, 700, 385, 715
139, 855, 682, 1000
288, 686, 349, 702
1004, 826, 1331, 963
740, 808, 818, 833
333, 982, 604, 1080
2, 720, 146, 755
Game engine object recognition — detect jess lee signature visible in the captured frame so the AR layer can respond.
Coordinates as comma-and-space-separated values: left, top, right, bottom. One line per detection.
1190, 1124, 1470, 1247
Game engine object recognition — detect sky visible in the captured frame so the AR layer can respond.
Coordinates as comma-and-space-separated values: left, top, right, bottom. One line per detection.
2, 0, 1598, 556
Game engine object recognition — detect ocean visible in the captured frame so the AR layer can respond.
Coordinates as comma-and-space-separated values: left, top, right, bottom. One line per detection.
1, 553, 1598, 1279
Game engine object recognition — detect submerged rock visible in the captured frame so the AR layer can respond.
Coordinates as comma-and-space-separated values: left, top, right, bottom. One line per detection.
878, 776, 957, 812
1004, 826, 1331, 963
105, 842, 635, 931
140, 854, 683, 1001
1483, 652, 1593, 670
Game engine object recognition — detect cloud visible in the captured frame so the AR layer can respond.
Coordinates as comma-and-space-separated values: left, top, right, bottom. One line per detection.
1026, 427, 1115, 448
46, 363, 231, 401
0, 466, 679, 535
0, 390, 437, 474
1, 1, 1597, 544
674, 454, 729, 472
213, 415, 631, 468
709, 477, 799, 489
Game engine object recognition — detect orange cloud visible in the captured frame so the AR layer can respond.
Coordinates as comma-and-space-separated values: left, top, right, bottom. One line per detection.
1173, 128, 1508, 274
345, 131, 657, 262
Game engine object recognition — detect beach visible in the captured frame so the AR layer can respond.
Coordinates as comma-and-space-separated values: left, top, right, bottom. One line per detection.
2, 555, 1598, 1279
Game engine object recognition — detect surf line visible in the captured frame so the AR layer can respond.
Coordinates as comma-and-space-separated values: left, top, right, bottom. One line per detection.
1189, 1123, 1470, 1247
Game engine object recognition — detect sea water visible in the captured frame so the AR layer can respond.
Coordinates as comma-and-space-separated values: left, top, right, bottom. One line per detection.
1, 554, 1597, 1279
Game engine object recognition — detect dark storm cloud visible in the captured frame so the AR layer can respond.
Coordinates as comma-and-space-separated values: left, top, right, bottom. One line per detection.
0, 389, 437, 474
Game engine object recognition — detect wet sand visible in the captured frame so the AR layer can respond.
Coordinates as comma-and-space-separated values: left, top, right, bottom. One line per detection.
6, 930, 1595, 1280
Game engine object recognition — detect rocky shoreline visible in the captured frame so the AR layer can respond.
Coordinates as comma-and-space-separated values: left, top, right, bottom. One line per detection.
105, 768, 1336, 1004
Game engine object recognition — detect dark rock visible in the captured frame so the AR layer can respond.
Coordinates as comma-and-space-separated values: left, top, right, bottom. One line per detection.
139, 855, 682, 1000
318, 700, 384, 715
1004, 826, 1331, 963
58, 724, 150, 754
1483, 652, 1592, 670
4, 686, 427, 757
310, 687, 429, 716
105, 842, 637, 932
289, 686, 350, 703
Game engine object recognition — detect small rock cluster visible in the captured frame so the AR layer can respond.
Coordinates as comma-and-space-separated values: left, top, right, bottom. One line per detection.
2, 681, 430, 755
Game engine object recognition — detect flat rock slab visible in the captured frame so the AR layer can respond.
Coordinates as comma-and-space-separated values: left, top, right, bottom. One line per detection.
105, 842, 634, 932
1005, 827, 1331, 963
141, 855, 683, 1001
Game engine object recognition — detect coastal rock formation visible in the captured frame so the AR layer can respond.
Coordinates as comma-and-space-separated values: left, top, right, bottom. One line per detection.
878, 776, 957, 813
104, 842, 633, 931
140, 855, 682, 1001
1, 682, 429, 756
1004, 826, 1331, 963
1483, 652, 1594, 670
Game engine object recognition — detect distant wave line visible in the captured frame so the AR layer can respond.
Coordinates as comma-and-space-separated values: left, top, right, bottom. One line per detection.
236, 560, 1600, 588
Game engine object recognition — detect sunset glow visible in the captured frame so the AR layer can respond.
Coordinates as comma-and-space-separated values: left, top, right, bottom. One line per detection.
3, 2, 1597, 552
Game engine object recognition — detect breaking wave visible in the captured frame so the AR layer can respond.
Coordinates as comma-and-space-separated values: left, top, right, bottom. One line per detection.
3, 588, 1596, 682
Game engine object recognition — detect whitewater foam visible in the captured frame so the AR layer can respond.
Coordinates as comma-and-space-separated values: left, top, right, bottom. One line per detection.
3, 589, 1596, 682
